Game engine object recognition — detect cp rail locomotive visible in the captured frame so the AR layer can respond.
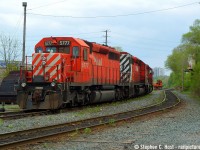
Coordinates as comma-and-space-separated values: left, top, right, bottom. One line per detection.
15, 37, 153, 110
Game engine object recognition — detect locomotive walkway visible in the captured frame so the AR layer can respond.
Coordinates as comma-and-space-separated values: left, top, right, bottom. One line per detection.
0, 89, 180, 149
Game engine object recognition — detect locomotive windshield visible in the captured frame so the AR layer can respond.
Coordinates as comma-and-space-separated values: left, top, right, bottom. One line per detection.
58, 47, 70, 54
35, 47, 43, 53
46, 47, 57, 53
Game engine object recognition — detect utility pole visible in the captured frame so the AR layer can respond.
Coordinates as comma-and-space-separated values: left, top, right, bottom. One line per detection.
182, 67, 184, 91
22, 2, 27, 66
103, 30, 110, 46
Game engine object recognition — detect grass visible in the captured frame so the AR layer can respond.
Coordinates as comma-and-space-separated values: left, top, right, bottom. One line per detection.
47, 116, 53, 121
43, 143, 50, 149
83, 127, 92, 134
74, 106, 102, 117
72, 91, 163, 117
179, 90, 200, 103
155, 91, 165, 103
0, 119, 3, 126
2, 104, 20, 112
181, 90, 191, 95
7, 124, 13, 128
108, 118, 116, 126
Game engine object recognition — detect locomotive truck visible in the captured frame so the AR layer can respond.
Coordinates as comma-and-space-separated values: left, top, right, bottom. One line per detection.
15, 37, 153, 110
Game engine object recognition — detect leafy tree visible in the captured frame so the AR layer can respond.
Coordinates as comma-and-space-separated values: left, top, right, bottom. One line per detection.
182, 20, 200, 95
165, 44, 189, 89
165, 19, 200, 94
114, 46, 124, 52
190, 62, 200, 96
182, 19, 200, 46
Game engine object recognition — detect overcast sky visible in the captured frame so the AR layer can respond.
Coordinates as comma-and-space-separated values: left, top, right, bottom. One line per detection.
0, 0, 199, 74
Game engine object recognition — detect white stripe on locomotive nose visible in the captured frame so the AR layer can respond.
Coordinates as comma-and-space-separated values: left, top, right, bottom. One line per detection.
34, 66, 42, 75
50, 67, 57, 78
50, 64, 61, 76
50, 67, 60, 80
47, 54, 60, 67
47, 53, 53, 61
33, 54, 44, 76
44, 66, 51, 74
33, 54, 42, 67
32, 53, 37, 61
45, 54, 61, 74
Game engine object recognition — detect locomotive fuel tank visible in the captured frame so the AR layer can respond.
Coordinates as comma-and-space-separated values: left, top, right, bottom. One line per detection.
90, 90, 115, 103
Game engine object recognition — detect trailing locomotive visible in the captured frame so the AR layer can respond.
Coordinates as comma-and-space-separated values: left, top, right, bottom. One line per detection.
153, 80, 163, 90
15, 37, 153, 110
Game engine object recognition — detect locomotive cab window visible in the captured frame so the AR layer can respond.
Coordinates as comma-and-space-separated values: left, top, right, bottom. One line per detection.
46, 47, 57, 53
35, 47, 43, 53
58, 47, 70, 54
108, 52, 119, 61
149, 70, 153, 74
72, 46, 79, 58
83, 48, 88, 61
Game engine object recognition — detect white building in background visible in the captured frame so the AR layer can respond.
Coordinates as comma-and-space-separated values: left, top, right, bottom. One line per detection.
0, 60, 22, 68
153, 67, 165, 77
0, 60, 6, 68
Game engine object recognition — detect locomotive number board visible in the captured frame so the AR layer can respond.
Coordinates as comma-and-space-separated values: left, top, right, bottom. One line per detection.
44, 40, 71, 46
59, 40, 70, 46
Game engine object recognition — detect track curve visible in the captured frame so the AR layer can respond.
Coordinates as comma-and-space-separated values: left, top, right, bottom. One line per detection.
0, 89, 180, 149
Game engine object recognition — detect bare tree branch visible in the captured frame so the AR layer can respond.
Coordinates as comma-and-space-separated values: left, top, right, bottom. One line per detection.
0, 33, 21, 67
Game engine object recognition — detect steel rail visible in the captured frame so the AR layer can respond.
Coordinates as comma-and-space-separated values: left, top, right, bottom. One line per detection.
0, 90, 180, 149
0, 110, 51, 120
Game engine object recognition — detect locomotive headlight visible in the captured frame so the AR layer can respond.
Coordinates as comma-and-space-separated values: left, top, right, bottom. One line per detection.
51, 82, 56, 87
21, 82, 26, 87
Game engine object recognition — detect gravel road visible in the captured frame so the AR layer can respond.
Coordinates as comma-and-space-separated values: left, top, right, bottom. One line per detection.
26, 91, 200, 150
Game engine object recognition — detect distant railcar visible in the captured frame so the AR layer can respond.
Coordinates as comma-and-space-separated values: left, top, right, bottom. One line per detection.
0, 71, 19, 103
153, 80, 163, 90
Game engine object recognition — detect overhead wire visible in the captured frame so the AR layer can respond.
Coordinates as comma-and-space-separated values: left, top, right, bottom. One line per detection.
111, 32, 180, 44
11, 13, 23, 41
27, 0, 68, 10
18, 1, 199, 52
27, 1, 199, 18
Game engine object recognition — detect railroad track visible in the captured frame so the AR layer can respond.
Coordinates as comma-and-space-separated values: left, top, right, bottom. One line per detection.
0, 89, 180, 149
0, 111, 51, 120
0, 105, 101, 120
0, 105, 88, 120
0, 91, 162, 120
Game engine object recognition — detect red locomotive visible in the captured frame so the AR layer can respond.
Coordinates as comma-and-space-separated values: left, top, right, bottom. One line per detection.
153, 80, 163, 90
16, 37, 153, 110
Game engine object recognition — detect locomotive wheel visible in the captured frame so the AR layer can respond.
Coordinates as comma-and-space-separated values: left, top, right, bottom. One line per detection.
115, 89, 123, 101
70, 91, 79, 107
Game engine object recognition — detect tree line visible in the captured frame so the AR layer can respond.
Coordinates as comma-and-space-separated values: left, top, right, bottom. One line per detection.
165, 19, 200, 97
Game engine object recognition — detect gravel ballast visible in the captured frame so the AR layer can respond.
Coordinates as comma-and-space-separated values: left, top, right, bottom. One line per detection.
0, 91, 163, 134
28, 91, 200, 150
